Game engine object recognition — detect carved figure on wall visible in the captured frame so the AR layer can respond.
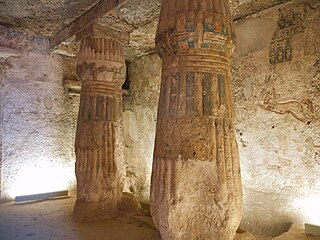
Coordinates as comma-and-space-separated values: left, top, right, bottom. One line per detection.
150, 1, 243, 239
304, 28, 320, 56
269, 9, 304, 65
260, 75, 318, 123
305, 138, 320, 166
311, 57, 320, 96
73, 33, 126, 222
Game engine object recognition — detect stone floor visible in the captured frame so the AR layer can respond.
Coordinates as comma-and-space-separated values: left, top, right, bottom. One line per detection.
273, 225, 320, 240
0, 195, 159, 240
0, 195, 318, 240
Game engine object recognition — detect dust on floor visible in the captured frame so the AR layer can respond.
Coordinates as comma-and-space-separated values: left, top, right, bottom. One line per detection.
0, 195, 275, 240
0, 195, 159, 240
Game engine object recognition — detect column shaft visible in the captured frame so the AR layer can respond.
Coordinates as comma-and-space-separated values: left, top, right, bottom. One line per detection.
74, 36, 126, 222
151, 0, 243, 239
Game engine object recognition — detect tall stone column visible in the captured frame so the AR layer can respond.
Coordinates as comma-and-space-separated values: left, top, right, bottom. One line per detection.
150, 1, 243, 239
73, 29, 126, 222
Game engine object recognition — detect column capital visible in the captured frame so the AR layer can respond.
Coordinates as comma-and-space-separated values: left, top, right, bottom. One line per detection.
76, 31, 126, 86
76, 23, 130, 45
155, 0, 235, 57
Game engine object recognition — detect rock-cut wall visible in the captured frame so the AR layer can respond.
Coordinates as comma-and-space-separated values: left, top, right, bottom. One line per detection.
232, 0, 320, 236
0, 25, 78, 199
123, 54, 161, 203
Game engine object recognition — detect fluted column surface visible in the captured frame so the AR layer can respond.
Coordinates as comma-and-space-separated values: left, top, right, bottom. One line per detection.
73, 36, 126, 222
150, 0, 243, 239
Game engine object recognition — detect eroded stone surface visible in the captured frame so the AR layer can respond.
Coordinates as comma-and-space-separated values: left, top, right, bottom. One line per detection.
273, 225, 320, 240
150, 1, 243, 239
235, 229, 256, 240
123, 53, 161, 202
0, 0, 100, 37
232, 0, 320, 236
73, 33, 126, 222
0, 26, 79, 199
118, 192, 141, 215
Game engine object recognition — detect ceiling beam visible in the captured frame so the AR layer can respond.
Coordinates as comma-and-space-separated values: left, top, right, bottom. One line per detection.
49, 0, 126, 49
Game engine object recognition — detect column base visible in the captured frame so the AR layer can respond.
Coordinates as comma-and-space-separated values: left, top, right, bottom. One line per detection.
73, 199, 118, 222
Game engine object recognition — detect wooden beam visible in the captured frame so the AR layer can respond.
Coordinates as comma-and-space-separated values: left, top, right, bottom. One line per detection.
49, 0, 126, 49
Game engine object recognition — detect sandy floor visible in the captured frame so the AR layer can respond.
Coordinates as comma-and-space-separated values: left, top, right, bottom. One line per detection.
0, 195, 275, 240
0, 195, 160, 240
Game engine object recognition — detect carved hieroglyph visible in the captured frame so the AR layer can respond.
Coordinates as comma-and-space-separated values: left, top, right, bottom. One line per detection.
150, 1, 243, 239
269, 9, 304, 65
73, 35, 126, 222
260, 75, 318, 123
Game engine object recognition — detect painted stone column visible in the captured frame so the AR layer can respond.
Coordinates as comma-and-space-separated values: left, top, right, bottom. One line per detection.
73, 32, 126, 222
150, 1, 243, 239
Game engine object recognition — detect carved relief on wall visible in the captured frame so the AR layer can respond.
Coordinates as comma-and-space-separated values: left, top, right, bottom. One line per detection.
311, 57, 320, 97
304, 138, 320, 166
303, 1, 320, 56
304, 28, 320, 56
269, 9, 304, 65
260, 75, 318, 123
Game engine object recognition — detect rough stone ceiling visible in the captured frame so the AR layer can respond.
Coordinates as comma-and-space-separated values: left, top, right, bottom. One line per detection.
0, 0, 291, 60
0, 0, 101, 37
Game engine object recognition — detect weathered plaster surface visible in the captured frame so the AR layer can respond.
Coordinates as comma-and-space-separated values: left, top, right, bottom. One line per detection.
0, 27, 78, 199
232, 0, 320, 236
0, 0, 100, 37
123, 53, 161, 203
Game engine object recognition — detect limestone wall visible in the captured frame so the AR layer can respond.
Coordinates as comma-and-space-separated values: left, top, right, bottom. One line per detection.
0, 26, 78, 199
232, 0, 320, 236
124, 0, 320, 236
123, 54, 161, 203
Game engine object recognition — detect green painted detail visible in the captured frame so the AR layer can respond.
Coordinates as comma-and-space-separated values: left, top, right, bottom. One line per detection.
204, 23, 214, 33
186, 72, 195, 115
201, 42, 211, 49
203, 72, 212, 116
186, 17, 196, 32
186, 25, 196, 32
188, 39, 195, 48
